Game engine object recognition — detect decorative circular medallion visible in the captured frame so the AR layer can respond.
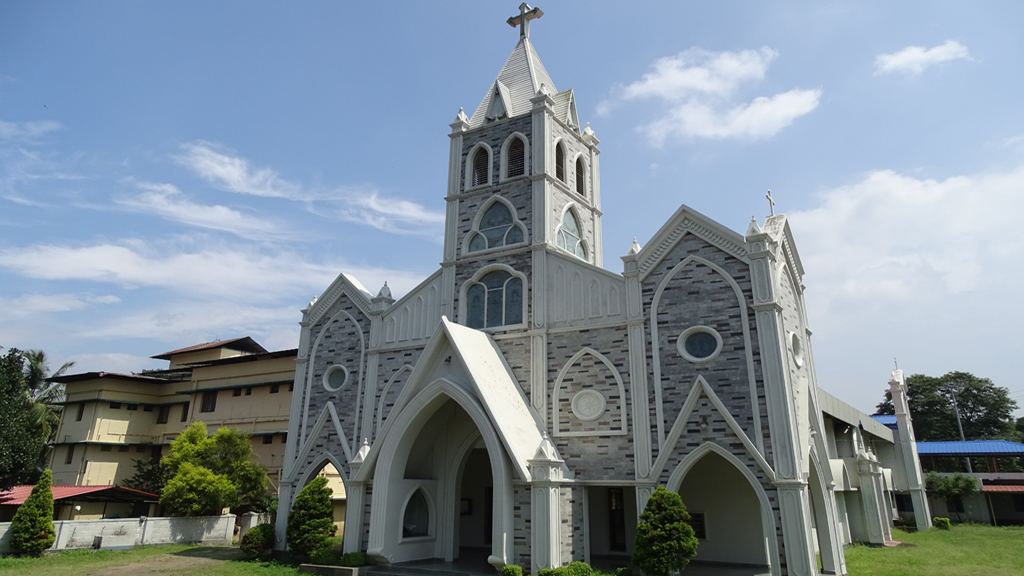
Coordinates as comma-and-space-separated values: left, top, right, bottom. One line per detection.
677, 325, 723, 363
571, 390, 607, 421
791, 332, 804, 368
322, 365, 349, 392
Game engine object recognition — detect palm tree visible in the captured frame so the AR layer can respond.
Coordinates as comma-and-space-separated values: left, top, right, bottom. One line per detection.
21, 350, 73, 443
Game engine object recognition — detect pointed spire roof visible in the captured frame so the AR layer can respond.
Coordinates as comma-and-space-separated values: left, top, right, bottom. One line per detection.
468, 38, 557, 129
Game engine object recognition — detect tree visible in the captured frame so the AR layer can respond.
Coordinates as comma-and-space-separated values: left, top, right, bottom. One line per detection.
0, 348, 48, 490
876, 372, 1018, 441
156, 421, 270, 515
286, 476, 336, 558
925, 472, 978, 523
632, 486, 698, 576
21, 350, 73, 443
9, 469, 56, 557
121, 455, 169, 496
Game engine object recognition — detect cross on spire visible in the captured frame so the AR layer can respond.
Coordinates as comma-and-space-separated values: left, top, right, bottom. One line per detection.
507, 3, 544, 39
766, 189, 776, 216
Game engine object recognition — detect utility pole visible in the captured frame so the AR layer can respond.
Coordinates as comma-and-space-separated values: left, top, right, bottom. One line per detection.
949, 388, 973, 473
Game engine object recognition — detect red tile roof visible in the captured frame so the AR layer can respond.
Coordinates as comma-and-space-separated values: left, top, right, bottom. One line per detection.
0, 485, 158, 506
981, 484, 1024, 493
152, 337, 267, 360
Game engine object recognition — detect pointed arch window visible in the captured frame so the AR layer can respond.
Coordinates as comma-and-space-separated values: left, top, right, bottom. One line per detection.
557, 210, 586, 259
507, 137, 525, 178
472, 147, 490, 187
466, 270, 523, 328
555, 143, 566, 182
403, 489, 430, 538
467, 201, 525, 253
575, 157, 585, 196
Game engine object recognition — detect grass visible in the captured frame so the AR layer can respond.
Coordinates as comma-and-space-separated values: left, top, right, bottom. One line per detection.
844, 524, 1024, 576
0, 545, 303, 576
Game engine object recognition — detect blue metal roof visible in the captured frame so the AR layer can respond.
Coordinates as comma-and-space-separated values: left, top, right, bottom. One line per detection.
871, 415, 898, 429
916, 440, 1024, 455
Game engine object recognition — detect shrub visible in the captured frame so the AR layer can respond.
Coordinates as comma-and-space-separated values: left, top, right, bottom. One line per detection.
309, 546, 344, 566
502, 564, 523, 576
239, 523, 276, 558
286, 476, 336, 558
566, 562, 592, 576
9, 469, 56, 557
340, 552, 368, 567
615, 568, 633, 576
933, 517, 952, 530
632, 486, 698, 576
538, 569, 553, 576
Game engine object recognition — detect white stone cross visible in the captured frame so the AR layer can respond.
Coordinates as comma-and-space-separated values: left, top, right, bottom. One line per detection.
507, 3, 544, 39
766, 189, 776, 216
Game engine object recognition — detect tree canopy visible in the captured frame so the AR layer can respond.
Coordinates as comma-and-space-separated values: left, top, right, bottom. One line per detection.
876, 371, 1018, 442
632, 486, 698, 576
153, 421, 270, 516
0, 349, 49, 490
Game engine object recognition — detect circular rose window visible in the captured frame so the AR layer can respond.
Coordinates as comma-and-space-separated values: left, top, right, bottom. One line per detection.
322, 365, 349, 392
571, 390, 607, 421
677, 326, 723, 363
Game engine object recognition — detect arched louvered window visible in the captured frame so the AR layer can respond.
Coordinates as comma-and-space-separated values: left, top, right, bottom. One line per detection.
575, 158, 585, 195
403, 489, 429, 538
472, 147, 489, 187
466, 270, 524, 329
467, 201, 525, 253
557, 210, 586, 259
507, 137, 525, 177
555, 144, 565, 182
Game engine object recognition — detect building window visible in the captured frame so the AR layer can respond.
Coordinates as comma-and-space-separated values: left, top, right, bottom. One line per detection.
262, 435, 274, 445
688, 512, 707, 539
126, 404, 137, 411
151, 445, 163, 459
110, 402, 122, 410
507, 137, 525, 177
100, 444, 112, 452
575, 157, 585, 195
466, 270, 523, 329
677, 325, 724, 363
143, 404, 154, 412
157, 405, 170, 424
118, 445, 130, 452
200, 391, 218, 413
946, 496, 965, 514
403, 489, 430, 538
556, 210, 586, 259
472, 147, 489, 187
65, 444, 75, 465
467, 201, 525, 253
245, 387, 252, 396
270, 384, 280, 394
136, 445, 147, 453
181, 402, 190, 422
280, 433, 288, 444
555, 143, 566, 182
288, 382, 294, 392
233, 388, 242, 397
76, 403, 85, 421
1014, 494, 1024, 513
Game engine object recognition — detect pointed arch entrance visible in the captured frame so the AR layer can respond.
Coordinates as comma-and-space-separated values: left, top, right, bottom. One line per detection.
295, 452, 349, 536
365, 378, 514, 568
668, 443, 778, 575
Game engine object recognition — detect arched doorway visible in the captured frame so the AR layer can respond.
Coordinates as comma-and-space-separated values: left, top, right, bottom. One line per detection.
296, 455, 349, 536
670, 447, 772, 570
454, 439, 494, 565
366, 382, 513, 567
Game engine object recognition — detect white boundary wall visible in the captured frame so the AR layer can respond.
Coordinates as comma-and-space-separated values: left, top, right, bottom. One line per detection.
0, 514, 235, 554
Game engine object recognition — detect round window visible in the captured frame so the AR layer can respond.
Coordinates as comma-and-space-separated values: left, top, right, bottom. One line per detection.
322, 365, 349, 392
677, 326, 723, 363
791, 333, 804, 368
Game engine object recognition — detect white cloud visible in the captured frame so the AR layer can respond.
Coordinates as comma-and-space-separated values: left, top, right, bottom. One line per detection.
0, 240, 428, 302
115, 180, 294, 241
177, 141, 304, 200
875, 40, 970, 76
0, 120, 60, 140
0, 292, 120, 319
335, 190, 446, 238
644, 88, 822, 144
63, 352, 161, 375
601, 48, 819, 144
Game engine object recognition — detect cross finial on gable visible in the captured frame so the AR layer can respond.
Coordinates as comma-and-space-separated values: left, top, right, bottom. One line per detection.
766, 189, 776, 216
507, 3, 544, 39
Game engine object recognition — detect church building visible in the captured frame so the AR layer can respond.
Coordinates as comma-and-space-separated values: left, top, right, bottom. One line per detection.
275, 6, 928, 575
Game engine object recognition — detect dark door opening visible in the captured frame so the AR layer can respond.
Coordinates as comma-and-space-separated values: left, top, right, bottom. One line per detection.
608, 487, 626, 552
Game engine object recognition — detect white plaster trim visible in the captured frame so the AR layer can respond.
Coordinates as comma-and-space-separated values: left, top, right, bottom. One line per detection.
676, 325, 723, 363
551, 347, 628, 437
376, 365, 413, 435
499, 132, 531, 182
286, 401, 354, 481
636, 206, 749, 281
648, 255, 763, 455
464, 142, 494, 192
457, 263, 529, 330
323, 365, 350, 392
307, 274, 373, 326
652, 375, 775, 483
296, 450, 349, 493
665, 441, 781, 576
554, 202, 590, 263
553, 138, 569, 185
570, 152, 588, 200
301, 308, 365, 452
460, 195, 529, 258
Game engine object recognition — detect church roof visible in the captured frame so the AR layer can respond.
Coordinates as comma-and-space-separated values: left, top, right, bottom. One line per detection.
468, 37, 556, 128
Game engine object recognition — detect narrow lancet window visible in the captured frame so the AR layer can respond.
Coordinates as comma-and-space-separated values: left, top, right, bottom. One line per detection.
507, 137, 525, 177
403, 489, 429, 538
555, 144, 565, 182
575, 158, 585, 195
472, 147, 489, 187
557, 210, 586, 259
466, 270, 524, 329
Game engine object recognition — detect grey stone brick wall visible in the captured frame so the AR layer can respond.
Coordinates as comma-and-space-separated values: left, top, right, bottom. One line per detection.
513, 485, 531, 568
494, 335, 532, 403
370, 348, 425, 442
559, 486, 586, 565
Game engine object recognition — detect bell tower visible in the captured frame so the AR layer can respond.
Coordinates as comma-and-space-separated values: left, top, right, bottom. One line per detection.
440, 4, 603, 331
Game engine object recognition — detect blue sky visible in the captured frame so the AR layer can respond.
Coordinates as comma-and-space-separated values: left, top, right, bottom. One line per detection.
2, 1, 1022, 417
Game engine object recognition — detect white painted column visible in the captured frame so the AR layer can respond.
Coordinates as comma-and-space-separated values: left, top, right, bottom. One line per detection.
529, 435, 565, 573
889, 369, 932, 531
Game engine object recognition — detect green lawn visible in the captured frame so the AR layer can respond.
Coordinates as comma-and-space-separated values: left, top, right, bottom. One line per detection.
844, 524, 1024, 576
0, 545, 302, 576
